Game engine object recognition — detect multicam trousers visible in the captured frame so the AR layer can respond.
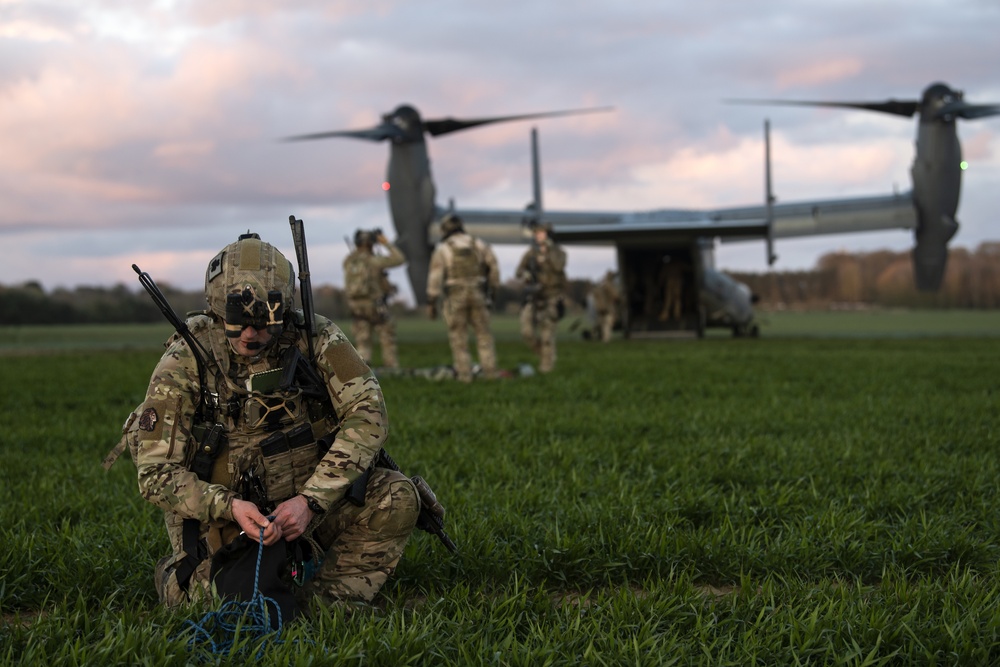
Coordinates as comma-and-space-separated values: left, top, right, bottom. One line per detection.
349, 299, 398, 369
442, 286, 497, 382
520, 295, 560, 373
155, 468, 419, 608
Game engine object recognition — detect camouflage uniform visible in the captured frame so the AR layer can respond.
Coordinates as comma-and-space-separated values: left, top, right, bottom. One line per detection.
659, 262, 683, 321
516, 236, 567, 373
343, 241, 406, 368
128, 235, 418, 610
591, 270, 621, 342
426, 228, 500, 382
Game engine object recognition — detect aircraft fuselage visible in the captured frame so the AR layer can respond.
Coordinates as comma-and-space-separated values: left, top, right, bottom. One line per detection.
386, 141, 436, 303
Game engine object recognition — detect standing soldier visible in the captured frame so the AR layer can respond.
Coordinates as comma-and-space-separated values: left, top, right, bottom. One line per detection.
343, 229, 406, 369
659, 259, 684, 322
426, 213, 500, 383
516, 223, 567, 373
591, 270, 621, 342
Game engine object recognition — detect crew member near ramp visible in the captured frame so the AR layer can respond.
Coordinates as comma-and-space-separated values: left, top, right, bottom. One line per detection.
591, 270, 621, 343
426, 213, 500, 383
343, 229, 406, 368
125, 233, 419, 612
516, 223, 567, 372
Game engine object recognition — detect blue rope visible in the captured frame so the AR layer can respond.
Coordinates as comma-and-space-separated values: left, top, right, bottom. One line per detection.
180, 526, 285, 658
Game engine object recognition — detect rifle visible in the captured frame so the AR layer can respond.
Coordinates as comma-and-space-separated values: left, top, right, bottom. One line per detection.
287, 216, 458, 554
376, 449, 458, 554
289, 216, 316, 362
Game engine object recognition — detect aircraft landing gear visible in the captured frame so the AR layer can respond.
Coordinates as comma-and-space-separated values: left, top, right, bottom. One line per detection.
732, 322, 760, 338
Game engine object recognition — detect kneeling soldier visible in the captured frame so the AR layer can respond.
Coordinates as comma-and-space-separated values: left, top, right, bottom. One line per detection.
125, 232, 420, 615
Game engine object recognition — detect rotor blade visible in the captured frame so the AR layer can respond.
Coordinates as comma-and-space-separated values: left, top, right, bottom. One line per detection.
935, 101, 1000, 120
280, 125, 401, 143
423, 107, 614, 137
726, 98, 919, 118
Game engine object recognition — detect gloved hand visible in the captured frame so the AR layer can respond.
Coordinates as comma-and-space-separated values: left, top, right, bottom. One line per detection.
427, 303, 438, 320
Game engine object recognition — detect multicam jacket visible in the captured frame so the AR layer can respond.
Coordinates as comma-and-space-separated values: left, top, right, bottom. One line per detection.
515, 240, 567, 299
343, 243, 406, 302
131, 312, 386, 548
426, 232, 500, 300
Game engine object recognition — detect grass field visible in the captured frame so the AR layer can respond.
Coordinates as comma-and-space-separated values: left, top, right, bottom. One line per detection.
2, 308, 999, 355
2, 311, 999, 664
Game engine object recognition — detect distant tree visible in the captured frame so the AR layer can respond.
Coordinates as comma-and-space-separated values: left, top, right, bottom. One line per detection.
4, 243, 1000, 324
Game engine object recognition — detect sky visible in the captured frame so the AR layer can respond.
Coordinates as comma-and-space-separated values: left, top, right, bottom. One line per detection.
1, 0, 998, 303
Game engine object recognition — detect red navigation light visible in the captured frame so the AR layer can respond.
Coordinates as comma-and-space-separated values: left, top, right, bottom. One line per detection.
382, 182, 391, 191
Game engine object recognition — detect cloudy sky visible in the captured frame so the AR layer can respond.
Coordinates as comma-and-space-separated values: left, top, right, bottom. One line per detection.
2, 0, 998, 301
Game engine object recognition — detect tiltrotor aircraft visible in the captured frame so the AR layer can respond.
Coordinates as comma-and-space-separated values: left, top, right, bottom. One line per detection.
284, 82, 999, 338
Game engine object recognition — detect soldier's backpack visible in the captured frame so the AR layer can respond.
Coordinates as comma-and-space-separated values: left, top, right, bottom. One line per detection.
344, 252, 375, 299
447, 238, 483, 281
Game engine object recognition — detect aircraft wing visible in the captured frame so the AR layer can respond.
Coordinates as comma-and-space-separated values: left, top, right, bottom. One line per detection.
717, 191, 917, 243
440, 190, 916, 247
440, 207, 770, 247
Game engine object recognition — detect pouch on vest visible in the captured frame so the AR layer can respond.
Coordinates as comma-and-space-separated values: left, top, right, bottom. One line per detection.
344, 255, 374, 299
210, 534, 298, 629
259, 422, 318, 503
449, 244, 481, 281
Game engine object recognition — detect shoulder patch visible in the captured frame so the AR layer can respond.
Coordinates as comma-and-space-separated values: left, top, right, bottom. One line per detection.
207, 250, 225, 282
138, 407, 159, 431
327, 341, 370, 381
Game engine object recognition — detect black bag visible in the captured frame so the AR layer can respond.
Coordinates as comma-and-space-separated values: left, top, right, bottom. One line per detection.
210, 535, 298, 628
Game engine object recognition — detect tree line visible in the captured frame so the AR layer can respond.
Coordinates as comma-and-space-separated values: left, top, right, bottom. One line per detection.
731, 242, 1000, 310
0, 277, 595, 326
3, 243, 998, 325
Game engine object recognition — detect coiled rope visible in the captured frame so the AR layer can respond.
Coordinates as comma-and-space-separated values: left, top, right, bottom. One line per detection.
180, 526, 285, 658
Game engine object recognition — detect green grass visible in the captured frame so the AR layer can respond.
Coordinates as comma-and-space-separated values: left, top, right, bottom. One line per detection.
753, 308, 1000, 338
2, 308, 999, 355
2, 316, 1000, 664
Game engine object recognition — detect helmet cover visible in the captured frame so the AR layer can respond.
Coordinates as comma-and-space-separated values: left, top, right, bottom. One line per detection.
440, 213, 464, 237
205, 233, 295, 337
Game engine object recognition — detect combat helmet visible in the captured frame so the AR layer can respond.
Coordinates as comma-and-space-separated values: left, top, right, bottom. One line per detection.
205, 232, 295, 339
440, 212, 464, 238
354, 229, 377, 248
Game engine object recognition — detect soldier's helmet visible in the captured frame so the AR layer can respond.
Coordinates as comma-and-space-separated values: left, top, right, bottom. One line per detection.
205, 232, 295, 339
440, 213, 464, 238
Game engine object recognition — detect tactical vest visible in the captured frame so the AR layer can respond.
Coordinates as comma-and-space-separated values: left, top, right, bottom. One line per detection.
109, 313, 337, 514
444, 235, 484, 285
526, 244, 567, 297
344, 252, 376, 299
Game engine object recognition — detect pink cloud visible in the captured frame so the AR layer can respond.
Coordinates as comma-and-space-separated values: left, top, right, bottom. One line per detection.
775, 58, 865, 90
963, 128, 995, 162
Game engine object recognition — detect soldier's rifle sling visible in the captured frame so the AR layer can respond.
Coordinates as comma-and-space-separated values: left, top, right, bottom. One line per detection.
132, 264, 213, 419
